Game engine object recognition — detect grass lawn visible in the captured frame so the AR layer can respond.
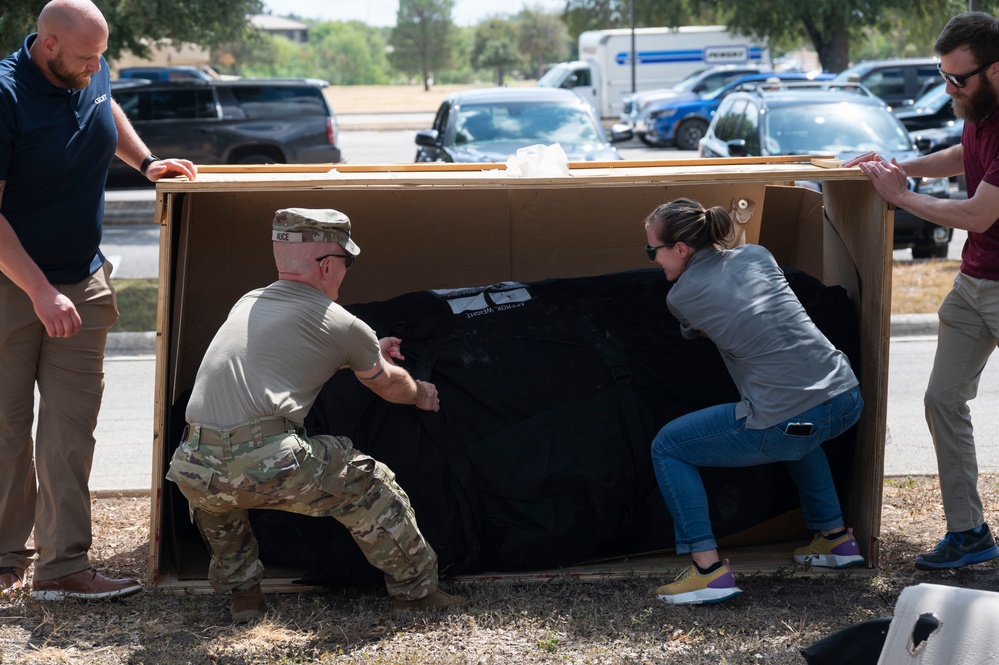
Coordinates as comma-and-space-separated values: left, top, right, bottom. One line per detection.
110, 278, 158, 332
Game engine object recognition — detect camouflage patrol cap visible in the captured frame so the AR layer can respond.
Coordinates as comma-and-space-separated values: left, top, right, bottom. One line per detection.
271, 208, 360, 256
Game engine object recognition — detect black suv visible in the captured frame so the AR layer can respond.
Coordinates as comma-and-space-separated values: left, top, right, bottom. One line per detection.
699, 82, 953, 258
108, 78, 341, 186
830, 58, 940, 109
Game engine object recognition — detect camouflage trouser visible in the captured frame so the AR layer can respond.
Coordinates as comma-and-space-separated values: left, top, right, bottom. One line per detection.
166, 419, 438, 599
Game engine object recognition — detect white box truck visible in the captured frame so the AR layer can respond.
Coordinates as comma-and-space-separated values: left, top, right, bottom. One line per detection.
538, 25, 769, 118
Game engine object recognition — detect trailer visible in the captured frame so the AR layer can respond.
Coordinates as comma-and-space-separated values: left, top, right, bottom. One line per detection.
538, 25, 769, 118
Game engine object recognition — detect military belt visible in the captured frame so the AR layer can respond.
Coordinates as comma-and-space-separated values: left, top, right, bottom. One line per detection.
191, 417, 299, 448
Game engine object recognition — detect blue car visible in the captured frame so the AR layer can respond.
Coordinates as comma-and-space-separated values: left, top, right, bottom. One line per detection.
643, 71, 832, 150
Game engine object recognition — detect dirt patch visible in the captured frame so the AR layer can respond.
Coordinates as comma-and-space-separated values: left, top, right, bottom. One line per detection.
3, 476, 998, 663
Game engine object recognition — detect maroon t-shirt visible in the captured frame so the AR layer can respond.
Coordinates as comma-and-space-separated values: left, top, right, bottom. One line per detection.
960, 107, 999, 280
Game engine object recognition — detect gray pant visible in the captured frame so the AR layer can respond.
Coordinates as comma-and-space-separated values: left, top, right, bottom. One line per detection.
925, 271, 999, 533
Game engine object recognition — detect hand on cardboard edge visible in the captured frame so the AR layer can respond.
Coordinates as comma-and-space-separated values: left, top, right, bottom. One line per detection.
841, 152, 885, 169
147, 158, 198, 182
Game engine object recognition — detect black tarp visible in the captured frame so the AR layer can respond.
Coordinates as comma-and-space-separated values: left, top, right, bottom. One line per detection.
167, 268, 860, 586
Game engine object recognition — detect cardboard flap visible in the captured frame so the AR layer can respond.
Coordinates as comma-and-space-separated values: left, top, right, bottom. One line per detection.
758, 185, 824, 278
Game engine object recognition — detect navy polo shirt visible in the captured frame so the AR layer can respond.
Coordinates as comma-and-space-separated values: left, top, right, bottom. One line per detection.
0, 34, 117, 284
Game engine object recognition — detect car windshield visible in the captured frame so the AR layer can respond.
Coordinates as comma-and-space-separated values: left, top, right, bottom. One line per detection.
671, 67, 710, 92
764, 102, 913, 154
830, 63, 871, 82
910, 82, 949, 111
454, 102, 601, 146
705, 79, 764, 100
537, 66, 569, 87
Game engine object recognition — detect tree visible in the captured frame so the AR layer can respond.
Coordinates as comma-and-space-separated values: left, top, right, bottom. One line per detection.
216, 31, 301, 79
561, 0, 970, 73
389, 0, 456, 91
1, 0, 263, 61
517, 7, 570, 78
308, 21, 391, 85
697, 0, 957, 73
472, 17, 521, 85
563, 0, 726, 46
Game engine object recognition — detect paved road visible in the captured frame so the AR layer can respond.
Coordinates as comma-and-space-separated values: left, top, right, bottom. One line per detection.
92, 356, 156, 492
887, 336, 999, 476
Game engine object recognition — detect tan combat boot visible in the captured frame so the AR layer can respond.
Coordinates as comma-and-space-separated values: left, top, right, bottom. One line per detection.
231, 585, 266, 624
392, 588, 465, 613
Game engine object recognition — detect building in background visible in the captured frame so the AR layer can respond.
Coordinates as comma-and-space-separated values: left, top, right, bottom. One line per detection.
110, 15, 309, 78
249, 15, 310, 43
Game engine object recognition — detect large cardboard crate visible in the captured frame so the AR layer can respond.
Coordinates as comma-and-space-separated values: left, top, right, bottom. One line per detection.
147, 156, 892, 590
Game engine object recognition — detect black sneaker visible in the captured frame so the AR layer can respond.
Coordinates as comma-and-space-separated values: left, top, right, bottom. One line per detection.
915, 523, 999, 571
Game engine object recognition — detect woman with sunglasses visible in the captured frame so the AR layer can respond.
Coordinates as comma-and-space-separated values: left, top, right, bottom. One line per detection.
644, 198, 865, 605
844, 11, 999, 573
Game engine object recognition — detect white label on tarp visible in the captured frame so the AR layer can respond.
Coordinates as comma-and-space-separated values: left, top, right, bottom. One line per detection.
433, 283, 534, 317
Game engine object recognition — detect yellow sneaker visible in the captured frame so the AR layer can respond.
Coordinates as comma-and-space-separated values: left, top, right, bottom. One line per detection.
655, 559, 743, 605
793, 528, 864, 568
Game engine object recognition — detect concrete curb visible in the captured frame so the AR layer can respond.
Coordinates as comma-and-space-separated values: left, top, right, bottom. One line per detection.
104, 199, 156, 224
889, 314, 938, 338
106, 331, 156, 356
93, 488, 150, 498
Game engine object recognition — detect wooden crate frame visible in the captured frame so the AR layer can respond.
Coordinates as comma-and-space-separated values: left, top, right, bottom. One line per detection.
146, 156, 891, 589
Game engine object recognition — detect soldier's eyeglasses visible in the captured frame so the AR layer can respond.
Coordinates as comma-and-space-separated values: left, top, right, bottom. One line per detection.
316, 253, 356, 269
938, 61, 995, 88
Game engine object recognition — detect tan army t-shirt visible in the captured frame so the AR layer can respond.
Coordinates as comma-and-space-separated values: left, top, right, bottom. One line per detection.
185, 280, 381, 428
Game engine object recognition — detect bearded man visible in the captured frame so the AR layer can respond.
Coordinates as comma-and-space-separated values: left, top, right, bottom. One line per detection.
0, 0, 196, 599
844, 11, 999, 571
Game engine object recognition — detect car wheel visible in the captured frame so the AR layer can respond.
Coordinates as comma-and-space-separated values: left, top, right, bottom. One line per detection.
675, 119, 708, 151
912, 245, 949, 259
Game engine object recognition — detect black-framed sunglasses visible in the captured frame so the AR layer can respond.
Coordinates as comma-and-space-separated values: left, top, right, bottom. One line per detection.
315, 253, 356, 269
645, 243, 672, 261
937, 61, 995, 88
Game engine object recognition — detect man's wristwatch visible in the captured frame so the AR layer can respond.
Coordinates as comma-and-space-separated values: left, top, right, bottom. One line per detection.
140, 154, 160, 176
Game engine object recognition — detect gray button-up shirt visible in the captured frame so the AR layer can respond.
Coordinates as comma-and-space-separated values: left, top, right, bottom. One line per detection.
666, 244, 858, 429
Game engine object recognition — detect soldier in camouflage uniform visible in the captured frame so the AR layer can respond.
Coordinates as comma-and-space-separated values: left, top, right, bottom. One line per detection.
166, 208, 464, 623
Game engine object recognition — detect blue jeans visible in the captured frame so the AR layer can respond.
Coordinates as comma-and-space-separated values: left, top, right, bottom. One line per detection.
651, 386, 863, 554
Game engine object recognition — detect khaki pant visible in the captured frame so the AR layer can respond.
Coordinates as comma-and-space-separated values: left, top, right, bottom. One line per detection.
0, 262, 118, 580
925, 271, 999, 533
168, 423, 438, 598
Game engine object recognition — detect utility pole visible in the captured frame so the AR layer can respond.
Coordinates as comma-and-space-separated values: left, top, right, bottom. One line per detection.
630, 0, 637, 93
968, 0, 980, 10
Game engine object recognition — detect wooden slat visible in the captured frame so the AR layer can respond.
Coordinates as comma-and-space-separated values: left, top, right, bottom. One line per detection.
191, 154, 830, 175
157, 158, 856, 193
150, 541, 874, 594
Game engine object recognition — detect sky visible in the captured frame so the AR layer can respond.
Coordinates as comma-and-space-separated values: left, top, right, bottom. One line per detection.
262, 0, 567, 27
